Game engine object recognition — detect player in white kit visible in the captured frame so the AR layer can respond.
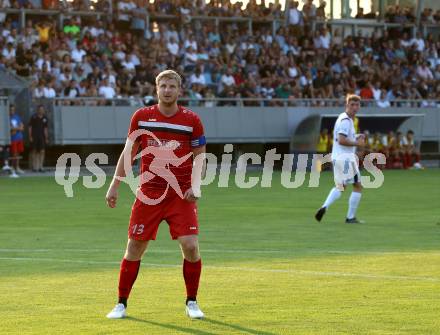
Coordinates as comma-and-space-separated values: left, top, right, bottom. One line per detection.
315, 94, 366, 224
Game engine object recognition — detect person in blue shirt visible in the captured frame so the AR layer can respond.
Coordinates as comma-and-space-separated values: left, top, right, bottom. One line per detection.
9, 104, 25, 176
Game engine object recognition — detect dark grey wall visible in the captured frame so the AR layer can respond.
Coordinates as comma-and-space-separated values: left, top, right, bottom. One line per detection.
0, 100, 9, 145
47, 105, 440, 148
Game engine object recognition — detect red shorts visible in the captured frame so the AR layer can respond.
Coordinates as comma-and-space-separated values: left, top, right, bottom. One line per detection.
10, 140, 24, 155
128, 188, 199, 241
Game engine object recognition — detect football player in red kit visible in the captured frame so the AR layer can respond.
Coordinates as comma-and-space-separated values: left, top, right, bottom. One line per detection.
105, 70, 206, 319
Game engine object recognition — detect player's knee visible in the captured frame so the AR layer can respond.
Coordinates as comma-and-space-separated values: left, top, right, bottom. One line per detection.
125, 239, 148, 260
182, 242, 199, 261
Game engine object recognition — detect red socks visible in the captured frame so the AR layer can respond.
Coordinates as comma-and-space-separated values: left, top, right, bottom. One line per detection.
118, 258, 141, 302
117, 258, 201, 305
183, 259, 202, 301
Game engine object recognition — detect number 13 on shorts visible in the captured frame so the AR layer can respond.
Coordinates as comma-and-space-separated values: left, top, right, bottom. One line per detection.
132, 224, 144, 235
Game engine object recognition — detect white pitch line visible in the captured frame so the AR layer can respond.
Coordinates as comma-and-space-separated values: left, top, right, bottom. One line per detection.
1, 248, 440, 256
0, 257, 439, 283
0, 248, 283, 254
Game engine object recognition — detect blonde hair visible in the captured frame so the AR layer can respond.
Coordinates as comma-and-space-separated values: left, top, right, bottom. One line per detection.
155, 70, 182, 88
346, 94, 361, 104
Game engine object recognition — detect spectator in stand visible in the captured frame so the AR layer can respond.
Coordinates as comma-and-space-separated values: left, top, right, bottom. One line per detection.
355, 7, 364, 18
302, 0, 316, 29
35, 21, 52, 50
377, 89, 391, 108
316, 1, 326, 20
99, 78, 116, 99
117, 0, 136, 31
189, 67, 207, 88
287, 1, 303, 36
0, 2, 438, 108
220, 68, 236, 90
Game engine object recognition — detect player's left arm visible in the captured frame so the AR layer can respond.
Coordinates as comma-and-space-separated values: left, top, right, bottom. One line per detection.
184, 145, 206, 202
184, 113, 206, 202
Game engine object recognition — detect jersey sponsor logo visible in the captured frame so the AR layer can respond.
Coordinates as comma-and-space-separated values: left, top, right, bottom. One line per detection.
147, 138, 181, 148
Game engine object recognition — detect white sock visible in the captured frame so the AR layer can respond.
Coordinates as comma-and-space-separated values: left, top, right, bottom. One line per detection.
347, 192, 362, 219
322, 187, 342, 208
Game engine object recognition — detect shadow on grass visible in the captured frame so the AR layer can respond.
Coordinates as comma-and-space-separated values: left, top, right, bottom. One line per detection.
204, 318, 277, 335
126, 316, 278, 335
126, 317, 217, 335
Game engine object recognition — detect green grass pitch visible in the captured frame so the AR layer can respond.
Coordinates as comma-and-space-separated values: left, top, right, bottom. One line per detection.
1, 169, 440, 334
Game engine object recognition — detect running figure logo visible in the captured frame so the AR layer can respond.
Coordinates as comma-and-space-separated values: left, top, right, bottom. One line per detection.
117, 129, 192, 205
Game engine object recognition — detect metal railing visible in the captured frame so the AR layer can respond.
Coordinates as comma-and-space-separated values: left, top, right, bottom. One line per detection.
2, 8, 439, 37
0, 8, 105, 31
46, 97, 440, 109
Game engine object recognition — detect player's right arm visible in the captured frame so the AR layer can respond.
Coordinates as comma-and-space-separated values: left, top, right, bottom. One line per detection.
338, 134, 365, 147
106, 110, 141, 208
105, 138, 140, 208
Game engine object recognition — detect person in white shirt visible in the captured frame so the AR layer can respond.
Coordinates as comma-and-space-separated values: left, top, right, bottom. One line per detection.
184, 46, 198, 68
2, 42, 15, 60
416, 62, 434, 81
287, 60, 299, 78
71, 44, 87, 63
184, 34, 198, 52
43, 80, 57, 98
167, 24, 179, 43
58, 67, 73, 87
167, 37, 180, 56
33, 80, 45, 98
128, 49, 140, 67
114, 45, 126, 61
261, 29, 273, 45
99, 78, 116, 99
36, 53, 51, 72
0, 0, 11, 24
315, 94, 366, 224
220, 68, 236, 87
372, 81, 382, 101
189, 68, 206, 87
118, 0, 136, 24
87, 21, 105, 38
225, 38, 237, 55
376, 89, 391, 108
288, 1, 302, 26
410, 32, 425, 52
319, 28, 331, 50
102, 66, 116, 87
121, 55, 135, 72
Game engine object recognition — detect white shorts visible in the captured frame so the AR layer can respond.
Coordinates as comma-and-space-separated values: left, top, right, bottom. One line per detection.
332, 158, 361, 186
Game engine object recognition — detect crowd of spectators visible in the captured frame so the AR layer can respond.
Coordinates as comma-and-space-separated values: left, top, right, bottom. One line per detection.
381, 4, 440, 25
0, 0, 439, 108
0, 0, 283, 18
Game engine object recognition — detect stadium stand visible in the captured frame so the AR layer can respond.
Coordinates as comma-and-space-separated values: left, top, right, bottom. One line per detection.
0, 0, 439, 173
0, 0, 438, 107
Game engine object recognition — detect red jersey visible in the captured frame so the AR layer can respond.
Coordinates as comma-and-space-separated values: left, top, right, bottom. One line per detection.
128, 104, 205, 193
